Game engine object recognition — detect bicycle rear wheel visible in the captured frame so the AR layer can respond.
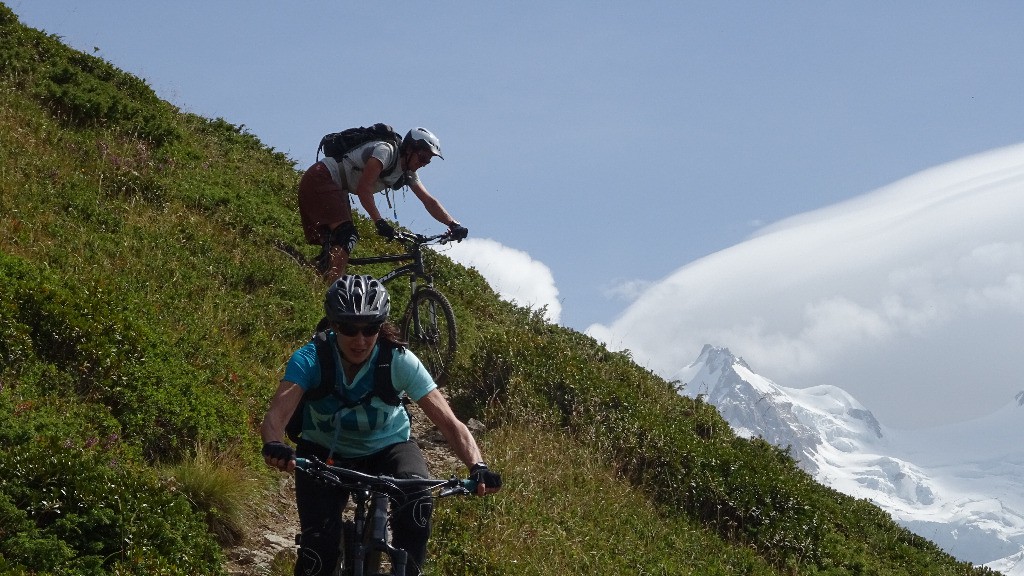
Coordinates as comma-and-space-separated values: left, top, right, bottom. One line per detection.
401, 287, 457, 386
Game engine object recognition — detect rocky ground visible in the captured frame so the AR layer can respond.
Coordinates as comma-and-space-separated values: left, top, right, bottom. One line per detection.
225, 398, 478, 575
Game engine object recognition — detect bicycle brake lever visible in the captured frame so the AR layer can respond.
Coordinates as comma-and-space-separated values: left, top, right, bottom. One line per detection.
439, 485, 471, 497
439, 477, 478, 497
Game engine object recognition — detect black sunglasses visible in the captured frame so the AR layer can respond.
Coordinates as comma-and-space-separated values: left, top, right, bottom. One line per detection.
335, 323, 382, 337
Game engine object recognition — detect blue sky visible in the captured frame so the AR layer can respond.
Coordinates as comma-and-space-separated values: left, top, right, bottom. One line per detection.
11, 2, 1024, 429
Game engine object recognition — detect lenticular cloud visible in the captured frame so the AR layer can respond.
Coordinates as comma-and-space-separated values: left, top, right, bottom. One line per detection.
588, 143, 1024, 430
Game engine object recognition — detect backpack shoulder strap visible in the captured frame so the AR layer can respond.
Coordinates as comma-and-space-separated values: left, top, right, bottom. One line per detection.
381, 138, 404, 177
374, 126, 403, 175
284, 331, 336, 442
308, 331, 337, 401
372, 339, 404, 406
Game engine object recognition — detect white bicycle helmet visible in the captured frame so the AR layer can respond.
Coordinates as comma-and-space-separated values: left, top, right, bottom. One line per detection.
324, 275, 391, 324
402, 127, 444, 160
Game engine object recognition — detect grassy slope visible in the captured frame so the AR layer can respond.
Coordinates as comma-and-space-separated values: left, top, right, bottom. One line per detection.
0, 5, 999, 575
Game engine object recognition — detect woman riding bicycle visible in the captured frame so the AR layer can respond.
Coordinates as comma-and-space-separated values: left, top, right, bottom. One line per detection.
260, 275, 500, 576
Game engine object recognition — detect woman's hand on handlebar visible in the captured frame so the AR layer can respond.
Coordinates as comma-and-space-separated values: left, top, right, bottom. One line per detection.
469, 463, 502, 496
262, 441, 296, 472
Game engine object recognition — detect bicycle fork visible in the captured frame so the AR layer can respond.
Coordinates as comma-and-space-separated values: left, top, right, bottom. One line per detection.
351, 491, 408, 576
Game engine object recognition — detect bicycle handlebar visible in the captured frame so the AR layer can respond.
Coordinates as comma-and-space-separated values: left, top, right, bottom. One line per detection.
295, 456, 477, 497
391, 230, 452, 247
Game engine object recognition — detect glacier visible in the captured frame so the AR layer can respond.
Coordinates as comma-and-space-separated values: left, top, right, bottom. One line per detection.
675, 344, 1024, 574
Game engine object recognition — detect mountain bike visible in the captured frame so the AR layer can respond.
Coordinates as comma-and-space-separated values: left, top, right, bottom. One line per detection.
348, 230, 457, 386
294, 456, 476, 576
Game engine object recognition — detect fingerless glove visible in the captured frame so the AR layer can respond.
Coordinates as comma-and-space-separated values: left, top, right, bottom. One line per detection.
449, 223, 469, 241
470, 462, 502, 489
261, 441, 295, 462
375, 219, 396, 239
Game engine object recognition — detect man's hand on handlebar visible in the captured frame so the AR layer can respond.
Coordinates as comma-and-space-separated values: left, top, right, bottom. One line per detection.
375, 219, 396, 239
448, 222, 469, 242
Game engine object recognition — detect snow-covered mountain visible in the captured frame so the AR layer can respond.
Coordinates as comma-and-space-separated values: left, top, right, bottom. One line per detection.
674, 345, 1024, 574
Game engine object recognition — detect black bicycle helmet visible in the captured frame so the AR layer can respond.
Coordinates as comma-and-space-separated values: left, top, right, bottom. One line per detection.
324, 275, 391, 324
401, 127, 444, 159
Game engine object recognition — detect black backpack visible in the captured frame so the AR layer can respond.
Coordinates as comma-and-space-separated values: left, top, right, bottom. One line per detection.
285, 332, 404, 443
317, 122, 403, 164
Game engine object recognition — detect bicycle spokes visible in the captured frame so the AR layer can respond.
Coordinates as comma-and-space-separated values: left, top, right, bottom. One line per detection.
402, 288, 457, 386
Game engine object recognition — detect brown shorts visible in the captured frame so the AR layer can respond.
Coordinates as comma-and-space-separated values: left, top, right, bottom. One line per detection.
298, 161, 352, 245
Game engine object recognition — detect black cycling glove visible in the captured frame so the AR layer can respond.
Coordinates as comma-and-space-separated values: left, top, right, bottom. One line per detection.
375, 219, 396, 239
262, 441, 295, 462
469, 462, 502, 489
449, 223, 469, 241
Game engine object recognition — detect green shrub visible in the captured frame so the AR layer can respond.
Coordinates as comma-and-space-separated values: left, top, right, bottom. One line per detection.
0, 253, 248, 460
0, 442, 224, 575
0, 8, 178, 146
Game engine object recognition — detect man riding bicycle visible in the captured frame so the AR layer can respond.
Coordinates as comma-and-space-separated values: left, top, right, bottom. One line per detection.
260, 275, 500, 576
298, 127, 470, 283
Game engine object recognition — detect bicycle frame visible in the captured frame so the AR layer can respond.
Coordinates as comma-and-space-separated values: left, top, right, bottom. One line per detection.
294, 456, 474, 576
348, 232, 446, 292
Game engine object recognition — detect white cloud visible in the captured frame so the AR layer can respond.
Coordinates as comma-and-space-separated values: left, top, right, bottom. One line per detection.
440, 238, 561, 323
587, 142, 1024, 430
601, 278, 654, 302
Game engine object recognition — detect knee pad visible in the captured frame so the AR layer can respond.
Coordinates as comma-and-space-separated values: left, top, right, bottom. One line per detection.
329, 221, 359, 255
295, 524, 341, 576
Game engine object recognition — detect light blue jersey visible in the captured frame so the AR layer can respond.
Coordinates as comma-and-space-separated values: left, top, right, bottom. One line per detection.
283, 335, 436, 458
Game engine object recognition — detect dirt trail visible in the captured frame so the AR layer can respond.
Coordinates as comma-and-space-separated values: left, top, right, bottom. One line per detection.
225, 397, 472, 575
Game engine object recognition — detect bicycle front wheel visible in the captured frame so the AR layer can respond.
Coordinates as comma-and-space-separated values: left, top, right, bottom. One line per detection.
401, 287, 457, 386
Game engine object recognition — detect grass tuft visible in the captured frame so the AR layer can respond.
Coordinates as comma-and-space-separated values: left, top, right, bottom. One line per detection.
162, 442, 260, 547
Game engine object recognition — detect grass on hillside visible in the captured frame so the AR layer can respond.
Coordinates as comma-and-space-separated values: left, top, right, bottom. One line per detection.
431, 426, 779, 576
